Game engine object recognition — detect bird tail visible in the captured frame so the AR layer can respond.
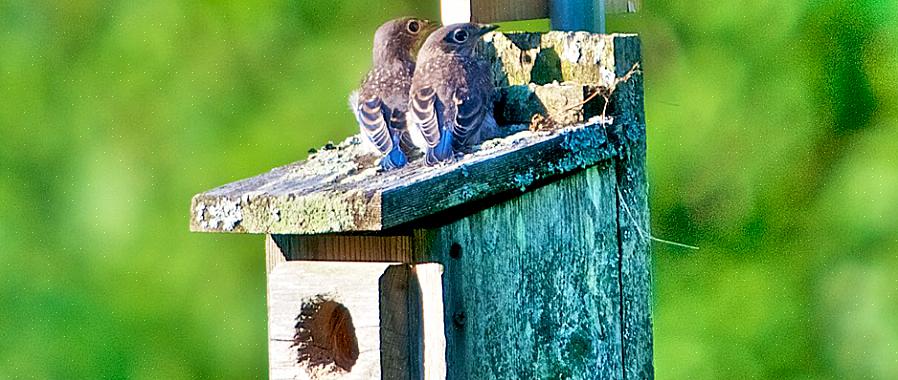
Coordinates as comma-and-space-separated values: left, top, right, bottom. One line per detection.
381, 147, 408, 170
425, 126, 454, 165
380, 134, 408, 170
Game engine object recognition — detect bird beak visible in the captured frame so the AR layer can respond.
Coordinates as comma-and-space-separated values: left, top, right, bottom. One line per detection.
477, 24, 499, 36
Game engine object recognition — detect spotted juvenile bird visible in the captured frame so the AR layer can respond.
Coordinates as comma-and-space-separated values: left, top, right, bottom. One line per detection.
350, 17, 437, 170
408, 23, 499, 165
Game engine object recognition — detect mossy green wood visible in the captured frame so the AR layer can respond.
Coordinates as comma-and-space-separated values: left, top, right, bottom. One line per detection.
609, 36, 653, 380
414, 164, 624, 379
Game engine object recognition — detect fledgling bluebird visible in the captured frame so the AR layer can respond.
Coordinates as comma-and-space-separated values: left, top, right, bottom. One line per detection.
408, 23, 500, 165
349, 17, 437, 170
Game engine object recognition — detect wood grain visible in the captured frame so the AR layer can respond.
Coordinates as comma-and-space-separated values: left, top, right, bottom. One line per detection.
415, 165, 624, 379
266, 260, 390, 380
270, 234, 412, 263
378, 265, 417, 380
471, 0, 548, 23
609, 35, 653, 380
413, 264, 447, 380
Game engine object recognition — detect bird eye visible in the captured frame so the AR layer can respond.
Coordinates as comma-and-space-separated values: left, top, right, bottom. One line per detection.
452, 29, 468, 43
407, 20, 420, 34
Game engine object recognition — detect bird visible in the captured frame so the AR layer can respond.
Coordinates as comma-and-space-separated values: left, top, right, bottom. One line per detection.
349, 17, 437, 170
408, 23, 500, 166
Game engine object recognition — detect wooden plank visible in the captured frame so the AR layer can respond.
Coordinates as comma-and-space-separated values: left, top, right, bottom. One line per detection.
269, 234, 412, 262
609, 35, 653, 380
378, 265, 417, 380
416, 164, 623, 379
413, 264, 447, 379
266, 261, 390, 379
265, 235, 285, 379
191, 118, 614, 235
267, 234, 288, 274
189, 33, 640, 235
441, 0, 637, 24
471, 0, 548, 23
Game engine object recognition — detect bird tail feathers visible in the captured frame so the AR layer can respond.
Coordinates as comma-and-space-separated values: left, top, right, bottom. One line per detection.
425, 126, 454, 165
381, 136, 408, 170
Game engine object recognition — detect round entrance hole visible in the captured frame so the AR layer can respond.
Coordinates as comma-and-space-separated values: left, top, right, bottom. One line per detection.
293, 295, 359, 373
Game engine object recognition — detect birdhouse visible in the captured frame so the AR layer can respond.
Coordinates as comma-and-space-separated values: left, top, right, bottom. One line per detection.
190, 2, 650, 379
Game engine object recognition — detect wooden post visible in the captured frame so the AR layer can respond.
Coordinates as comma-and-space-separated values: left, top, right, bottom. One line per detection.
191, 32, 650, 380
609, 36, 653, 380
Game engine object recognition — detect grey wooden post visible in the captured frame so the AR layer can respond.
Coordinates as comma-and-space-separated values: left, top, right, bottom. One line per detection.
191, 31, 650, 380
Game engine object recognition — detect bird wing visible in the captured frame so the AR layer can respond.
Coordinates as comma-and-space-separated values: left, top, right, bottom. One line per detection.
352, 93, 393, 155
410, 85, 456, 164
450, 87, 488, 147
409, 86, 443, 148
390, 109, 417, 154
410, 86, 488, 147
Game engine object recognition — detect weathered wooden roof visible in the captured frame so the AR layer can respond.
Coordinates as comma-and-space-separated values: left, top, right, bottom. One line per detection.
190, 32, 639, 235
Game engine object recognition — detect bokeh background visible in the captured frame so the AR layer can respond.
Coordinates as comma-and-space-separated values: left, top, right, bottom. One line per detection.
1, 0, 896, 378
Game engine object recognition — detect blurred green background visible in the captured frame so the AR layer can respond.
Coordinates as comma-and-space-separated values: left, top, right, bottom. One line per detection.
1, 0, 896, 378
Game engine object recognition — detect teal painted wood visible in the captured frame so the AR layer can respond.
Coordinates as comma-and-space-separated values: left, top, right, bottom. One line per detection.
609, 35, 653, 379
417, 164, 623, 379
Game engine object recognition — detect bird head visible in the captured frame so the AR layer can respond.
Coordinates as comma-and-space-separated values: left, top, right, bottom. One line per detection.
373, 17, 439, 64
421, 23, 499, 57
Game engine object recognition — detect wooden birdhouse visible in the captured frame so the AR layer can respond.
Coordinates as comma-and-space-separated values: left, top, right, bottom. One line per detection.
190, 1, 651, 379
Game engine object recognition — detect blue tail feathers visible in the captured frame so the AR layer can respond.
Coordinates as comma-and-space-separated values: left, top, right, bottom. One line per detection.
425, 126, 454, 166
380, 131, 408, 170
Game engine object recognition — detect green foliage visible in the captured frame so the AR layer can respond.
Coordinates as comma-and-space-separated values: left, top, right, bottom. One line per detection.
608, 1, 898, 379
1, 0, 895, 378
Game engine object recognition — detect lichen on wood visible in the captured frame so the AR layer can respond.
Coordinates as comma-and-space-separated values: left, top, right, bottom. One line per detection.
482, 31, 620, 87
189, 33, 641, 235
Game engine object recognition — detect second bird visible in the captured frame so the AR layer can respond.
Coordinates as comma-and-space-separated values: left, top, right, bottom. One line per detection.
350, 17, 437, 170
409, 23, 500, 165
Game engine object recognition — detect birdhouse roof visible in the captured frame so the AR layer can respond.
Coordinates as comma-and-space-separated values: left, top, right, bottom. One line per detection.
190, 32, 641, 235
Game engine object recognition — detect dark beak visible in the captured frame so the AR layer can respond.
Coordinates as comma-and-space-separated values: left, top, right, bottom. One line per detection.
477, 24, 500, 36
